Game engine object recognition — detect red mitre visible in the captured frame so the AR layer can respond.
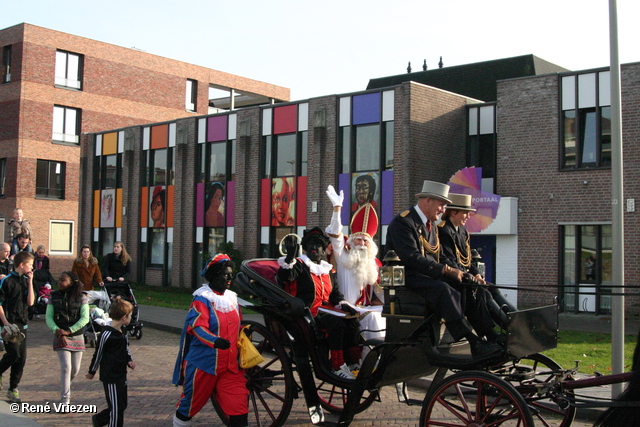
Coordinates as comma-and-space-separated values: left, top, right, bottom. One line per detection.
350, 203, 379, 239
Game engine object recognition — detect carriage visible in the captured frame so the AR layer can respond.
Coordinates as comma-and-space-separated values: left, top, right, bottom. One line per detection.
212, 257, 635, 426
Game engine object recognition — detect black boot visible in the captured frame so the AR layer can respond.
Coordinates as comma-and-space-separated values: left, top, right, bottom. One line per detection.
229, 413, 248, 427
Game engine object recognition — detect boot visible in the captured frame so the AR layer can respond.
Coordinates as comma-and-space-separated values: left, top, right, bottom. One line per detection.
172, 414, 192, 427
229, 413, 249, 427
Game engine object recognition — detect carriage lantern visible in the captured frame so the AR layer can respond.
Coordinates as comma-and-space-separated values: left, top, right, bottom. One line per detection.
380, 250, 404, 315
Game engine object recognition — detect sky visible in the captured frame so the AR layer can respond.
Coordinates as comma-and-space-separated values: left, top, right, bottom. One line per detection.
2, 0, 639, 101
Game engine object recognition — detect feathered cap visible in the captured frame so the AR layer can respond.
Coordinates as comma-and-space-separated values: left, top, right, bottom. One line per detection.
350, 203, 379, 239
200, 253, 232, 277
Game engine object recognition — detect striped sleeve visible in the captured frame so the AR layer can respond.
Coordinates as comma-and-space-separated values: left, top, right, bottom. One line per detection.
88, 329, 112, 374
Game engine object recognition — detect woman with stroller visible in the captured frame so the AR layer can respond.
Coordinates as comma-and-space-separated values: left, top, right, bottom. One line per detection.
72, 245, 104, 291
45, 271, 89, 405
102, 241, 131, 283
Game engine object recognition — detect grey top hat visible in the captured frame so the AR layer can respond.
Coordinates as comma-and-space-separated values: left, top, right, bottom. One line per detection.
415, 180, 452, 203
446, 193, 476, 211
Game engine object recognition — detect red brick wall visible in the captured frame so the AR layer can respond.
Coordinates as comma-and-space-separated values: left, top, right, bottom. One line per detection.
496, 63, 640, 314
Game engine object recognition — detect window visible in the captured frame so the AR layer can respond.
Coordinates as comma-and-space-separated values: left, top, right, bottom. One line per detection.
0, 158, 6, 197
355, 124, 380, 172
52, 106, 80, 144
1, 45, 11, 84
560, 224, 612, 314
467, 104, 497, 185
49, 221, 74, 254
36, 160, 65, 199
55, 50, 83, 89
186, 79, 197, 112
561, 71, 611, 169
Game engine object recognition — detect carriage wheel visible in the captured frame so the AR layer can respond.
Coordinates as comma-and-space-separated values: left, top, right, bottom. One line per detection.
493, 353, 576, 427
420, 370, 535, 427
211, 320, 294, 427
316, 379, 378, 415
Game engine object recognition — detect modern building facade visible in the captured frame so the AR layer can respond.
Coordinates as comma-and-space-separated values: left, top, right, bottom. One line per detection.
83, 58, 640, 318
0, 23, 289, 273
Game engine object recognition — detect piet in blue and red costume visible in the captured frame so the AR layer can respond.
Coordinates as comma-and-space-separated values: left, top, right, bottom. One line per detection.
172, 255, 248, 425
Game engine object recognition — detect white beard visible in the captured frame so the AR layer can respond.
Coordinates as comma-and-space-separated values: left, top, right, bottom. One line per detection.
341, 238, 379, 289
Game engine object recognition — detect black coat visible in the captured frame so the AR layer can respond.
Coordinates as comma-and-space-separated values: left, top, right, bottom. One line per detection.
102, 253, 131, 281
438, 219, 480, 276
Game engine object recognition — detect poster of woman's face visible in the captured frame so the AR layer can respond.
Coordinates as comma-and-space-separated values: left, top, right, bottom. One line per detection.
351, 172, 379, 213
271, 177, 295, 227
100, 189, 116, 228
205, 182, 225, 227
150, 185, 166, 228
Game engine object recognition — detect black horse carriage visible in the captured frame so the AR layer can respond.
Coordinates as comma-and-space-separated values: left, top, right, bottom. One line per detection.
207, 255, 590, 427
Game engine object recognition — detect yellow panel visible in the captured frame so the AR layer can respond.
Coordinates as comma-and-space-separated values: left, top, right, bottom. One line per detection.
116, 188, 123, 228
102, 132, 118, 155
93, 190, 101, 228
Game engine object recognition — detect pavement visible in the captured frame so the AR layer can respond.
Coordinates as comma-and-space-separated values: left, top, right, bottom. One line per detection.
1, 304, 638, 427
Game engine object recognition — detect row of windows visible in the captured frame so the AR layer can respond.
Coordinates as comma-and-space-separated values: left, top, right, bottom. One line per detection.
0, 158, 65, 199
0, 219, 74, 255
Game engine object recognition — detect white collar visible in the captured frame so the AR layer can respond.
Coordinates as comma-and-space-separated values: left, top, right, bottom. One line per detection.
300, 254, 333, 276
192, 285, 238, 313
414, 205, 429, 226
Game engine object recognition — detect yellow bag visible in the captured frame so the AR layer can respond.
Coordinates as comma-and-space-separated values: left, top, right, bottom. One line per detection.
237, 326, 264, 369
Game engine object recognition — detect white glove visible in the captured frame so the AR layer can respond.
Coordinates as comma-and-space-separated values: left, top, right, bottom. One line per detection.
326, 185, 344, 207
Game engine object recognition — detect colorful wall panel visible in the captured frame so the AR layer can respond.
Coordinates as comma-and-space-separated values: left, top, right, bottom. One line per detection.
273, 104, 297, 135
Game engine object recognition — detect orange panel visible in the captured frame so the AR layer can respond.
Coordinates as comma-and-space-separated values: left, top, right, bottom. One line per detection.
116, 188, 123, 228
150, 124, 169, 149
93, 190, 101, 228
102, 132, 117, 155
140, 187, 149, 228
166, 185, 174, 227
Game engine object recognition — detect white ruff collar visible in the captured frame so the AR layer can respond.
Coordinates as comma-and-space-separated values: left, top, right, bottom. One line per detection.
193, 285, 238, 313
300, 255, 333, 276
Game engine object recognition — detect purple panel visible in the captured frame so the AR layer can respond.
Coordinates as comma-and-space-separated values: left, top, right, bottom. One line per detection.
381, 170, 394, 225
352, 92, 381, 125
226, 181, 235, 227
196, 183, 205, 227
207, 116, 228, 142
338, 173, 351, 226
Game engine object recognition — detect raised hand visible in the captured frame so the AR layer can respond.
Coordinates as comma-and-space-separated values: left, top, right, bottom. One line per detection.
326, 185, 344, 208
283, 235, 299, 263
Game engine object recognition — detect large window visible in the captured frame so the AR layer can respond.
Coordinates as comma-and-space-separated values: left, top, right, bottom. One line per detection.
0, 158, 6, 197
36, 160, 65, 199
52, 106, 80, 144
55, 50, 83, 89
561, 71, 611, 169
560, 224, 612, 314
2, 45, 11, 84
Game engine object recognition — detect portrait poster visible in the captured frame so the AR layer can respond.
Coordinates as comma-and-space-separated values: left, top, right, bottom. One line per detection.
149, 185, 166, 228
100, 189, 116, 228
271, 177, 296, 227
205, 182, 226, 227
351, 172, 379, 214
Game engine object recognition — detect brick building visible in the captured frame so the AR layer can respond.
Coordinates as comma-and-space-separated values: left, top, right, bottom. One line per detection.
0, 23, 289, 274
84, 56, 640, 317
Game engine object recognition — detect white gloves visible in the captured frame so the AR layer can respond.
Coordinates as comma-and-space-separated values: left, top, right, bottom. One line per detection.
2, 323, 25, 344
326, 185, 344, 207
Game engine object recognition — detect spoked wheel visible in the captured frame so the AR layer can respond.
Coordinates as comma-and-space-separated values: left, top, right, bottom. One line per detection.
420, 370, 535, 427
211, 321, 295, 427
316, 378, 378, 414
492, 353, 576, 427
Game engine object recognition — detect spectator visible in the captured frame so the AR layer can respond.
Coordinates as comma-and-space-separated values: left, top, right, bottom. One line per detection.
72, 245, 104, 291
45, 271, 89, 405
103, 241, 132, 283
0, 251, 36, 403
0, 242, 12, 281
9, 233, 33, 261
8, 209, 32, 256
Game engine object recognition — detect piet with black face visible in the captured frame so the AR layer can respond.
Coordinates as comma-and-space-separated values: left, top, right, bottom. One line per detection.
209, 266, 234, 294
303, 238, 327, 264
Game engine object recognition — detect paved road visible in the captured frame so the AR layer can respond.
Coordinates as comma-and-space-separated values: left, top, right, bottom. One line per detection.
2, 317, 602, 427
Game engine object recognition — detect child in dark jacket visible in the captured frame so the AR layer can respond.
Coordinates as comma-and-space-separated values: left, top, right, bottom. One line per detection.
86, 299, 135, 427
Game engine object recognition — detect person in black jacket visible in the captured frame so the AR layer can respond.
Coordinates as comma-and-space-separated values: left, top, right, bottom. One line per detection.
45, 271, 89, 405
0, 242, 12, 280
385, 180, 501, 359
86, 299, 135, 427
102, 241, 131, 283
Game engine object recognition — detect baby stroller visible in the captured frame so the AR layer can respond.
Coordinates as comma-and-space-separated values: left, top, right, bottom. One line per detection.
103, 281, 143, 340
84, 288, 111, 347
